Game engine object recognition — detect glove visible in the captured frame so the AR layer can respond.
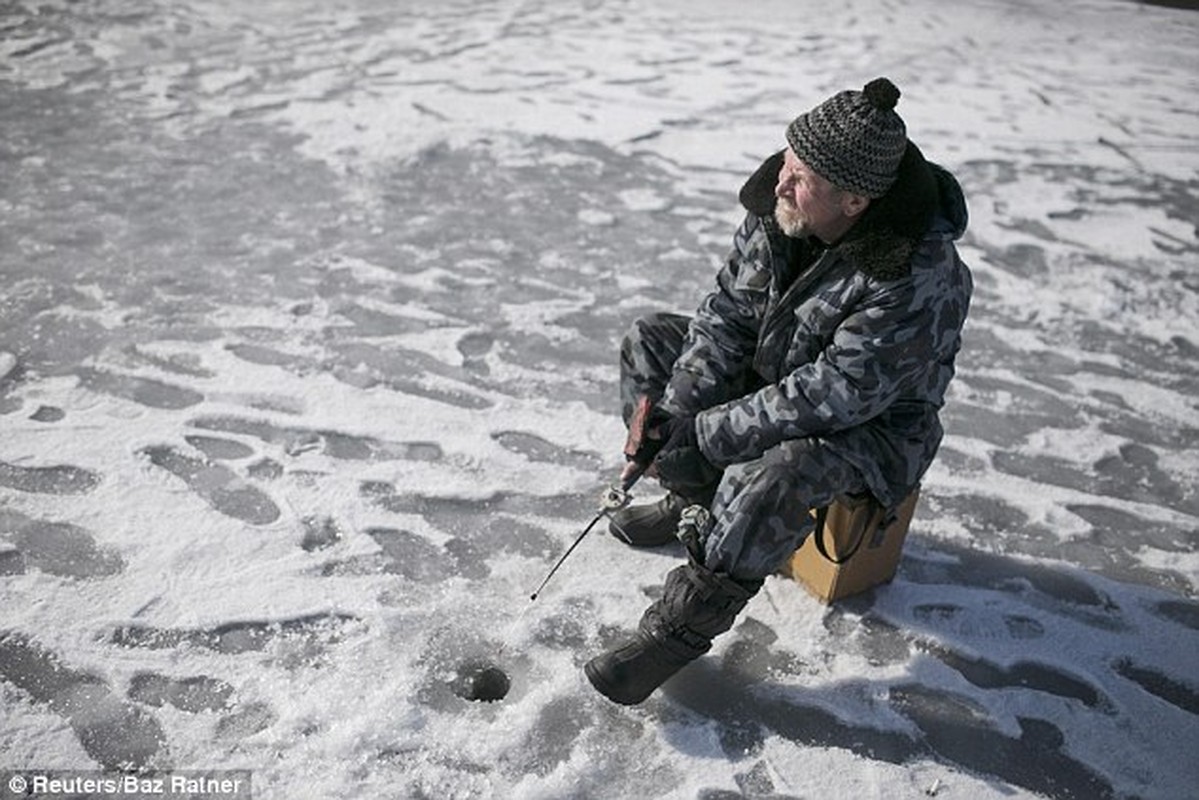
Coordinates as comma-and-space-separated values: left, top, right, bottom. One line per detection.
652, 414, 722, 496
624, 397, 673, 469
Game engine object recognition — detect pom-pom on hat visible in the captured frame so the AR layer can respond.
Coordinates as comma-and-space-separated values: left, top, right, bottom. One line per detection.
785, 77, 908, 198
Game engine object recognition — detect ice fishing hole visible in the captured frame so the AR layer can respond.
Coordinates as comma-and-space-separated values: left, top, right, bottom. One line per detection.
452, 659, 511, 702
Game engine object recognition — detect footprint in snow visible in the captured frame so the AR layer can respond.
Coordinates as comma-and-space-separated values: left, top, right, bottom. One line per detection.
1112, 657, 1199, 716
189, 414, 444, 462
901, 543, 1113, 610
0, 458, 101, 495
890, 685, 1116, 799
500, 695, 592, 778
1150, 598, 1199, 631
184, 434, 256, 461
492, 430, 603, 472
0, 510, 124, 578
126, 670, 278, 743
109, 612, 358, 662
76, 366, 203, 409
321, 527, 468, 581
911, 603, 1046, 640
215, 702, 277, 741
663, 655, 1116, 800
127, 672, 235, 713
140, 444, 280, 525
30, 404, 66, 422
916, 640, 1109, 710
0, 633, 167, 770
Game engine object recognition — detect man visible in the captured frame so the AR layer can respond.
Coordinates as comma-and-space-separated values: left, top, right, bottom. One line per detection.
585, 78, 973, 705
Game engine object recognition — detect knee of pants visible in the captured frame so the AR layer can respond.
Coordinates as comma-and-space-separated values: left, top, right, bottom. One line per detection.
701, 472, 813, 578
712, 461, 819, 522
620, 313, 692, 412
622, 312, 690, 355
702, 445, 868, 577
713, 441, 865, 512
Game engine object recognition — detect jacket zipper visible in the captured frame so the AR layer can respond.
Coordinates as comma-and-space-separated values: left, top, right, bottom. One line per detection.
754, 229, 840, 377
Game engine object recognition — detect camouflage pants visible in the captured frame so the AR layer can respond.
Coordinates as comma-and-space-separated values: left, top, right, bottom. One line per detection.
620, 312, 868, 580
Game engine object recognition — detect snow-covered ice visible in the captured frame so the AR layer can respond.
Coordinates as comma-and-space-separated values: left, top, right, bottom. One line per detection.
1, 0, 1197, 798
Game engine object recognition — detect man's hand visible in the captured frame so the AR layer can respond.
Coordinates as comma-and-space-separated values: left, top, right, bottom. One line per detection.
653, 414, 721, 496
624, 397, 672, 469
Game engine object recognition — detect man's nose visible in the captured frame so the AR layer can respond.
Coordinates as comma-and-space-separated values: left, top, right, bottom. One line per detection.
775, 174, 791, 198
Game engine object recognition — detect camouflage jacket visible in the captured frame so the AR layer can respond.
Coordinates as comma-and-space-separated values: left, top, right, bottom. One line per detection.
661, 145, 973, 509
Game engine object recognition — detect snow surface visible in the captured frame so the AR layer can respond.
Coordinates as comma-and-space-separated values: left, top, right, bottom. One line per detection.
1, 0, 1197, 798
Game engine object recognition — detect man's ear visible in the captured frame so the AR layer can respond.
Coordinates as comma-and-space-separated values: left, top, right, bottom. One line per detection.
841, 192, 870, 219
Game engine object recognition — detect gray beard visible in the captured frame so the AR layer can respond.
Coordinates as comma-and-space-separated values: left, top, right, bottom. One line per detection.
773, 201, 808, 238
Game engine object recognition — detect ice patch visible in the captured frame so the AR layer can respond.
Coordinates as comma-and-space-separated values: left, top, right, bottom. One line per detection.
0, 351, 17, 381
618, 188, 672, 212
577, 208, 618, 227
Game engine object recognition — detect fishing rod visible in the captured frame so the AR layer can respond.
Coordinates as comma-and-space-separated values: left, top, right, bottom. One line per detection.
527, 466, 644, 601
527, 395, 657, 601
461, 463, 648, 701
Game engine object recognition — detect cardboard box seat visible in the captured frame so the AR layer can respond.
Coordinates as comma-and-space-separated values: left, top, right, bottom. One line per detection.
783, 486, 920, 603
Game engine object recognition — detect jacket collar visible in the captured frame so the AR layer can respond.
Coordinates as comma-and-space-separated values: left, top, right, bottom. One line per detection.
738, 142, 944, 280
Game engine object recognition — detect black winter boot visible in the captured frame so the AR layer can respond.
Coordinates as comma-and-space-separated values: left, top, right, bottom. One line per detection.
585, 561, 762, 705
607, 493, 686, 547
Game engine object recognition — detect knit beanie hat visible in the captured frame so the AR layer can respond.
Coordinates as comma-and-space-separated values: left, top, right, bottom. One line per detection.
785, 77, 907, 198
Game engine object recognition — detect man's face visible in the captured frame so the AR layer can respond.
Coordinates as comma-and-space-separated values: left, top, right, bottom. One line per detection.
774, 148, 854, 242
